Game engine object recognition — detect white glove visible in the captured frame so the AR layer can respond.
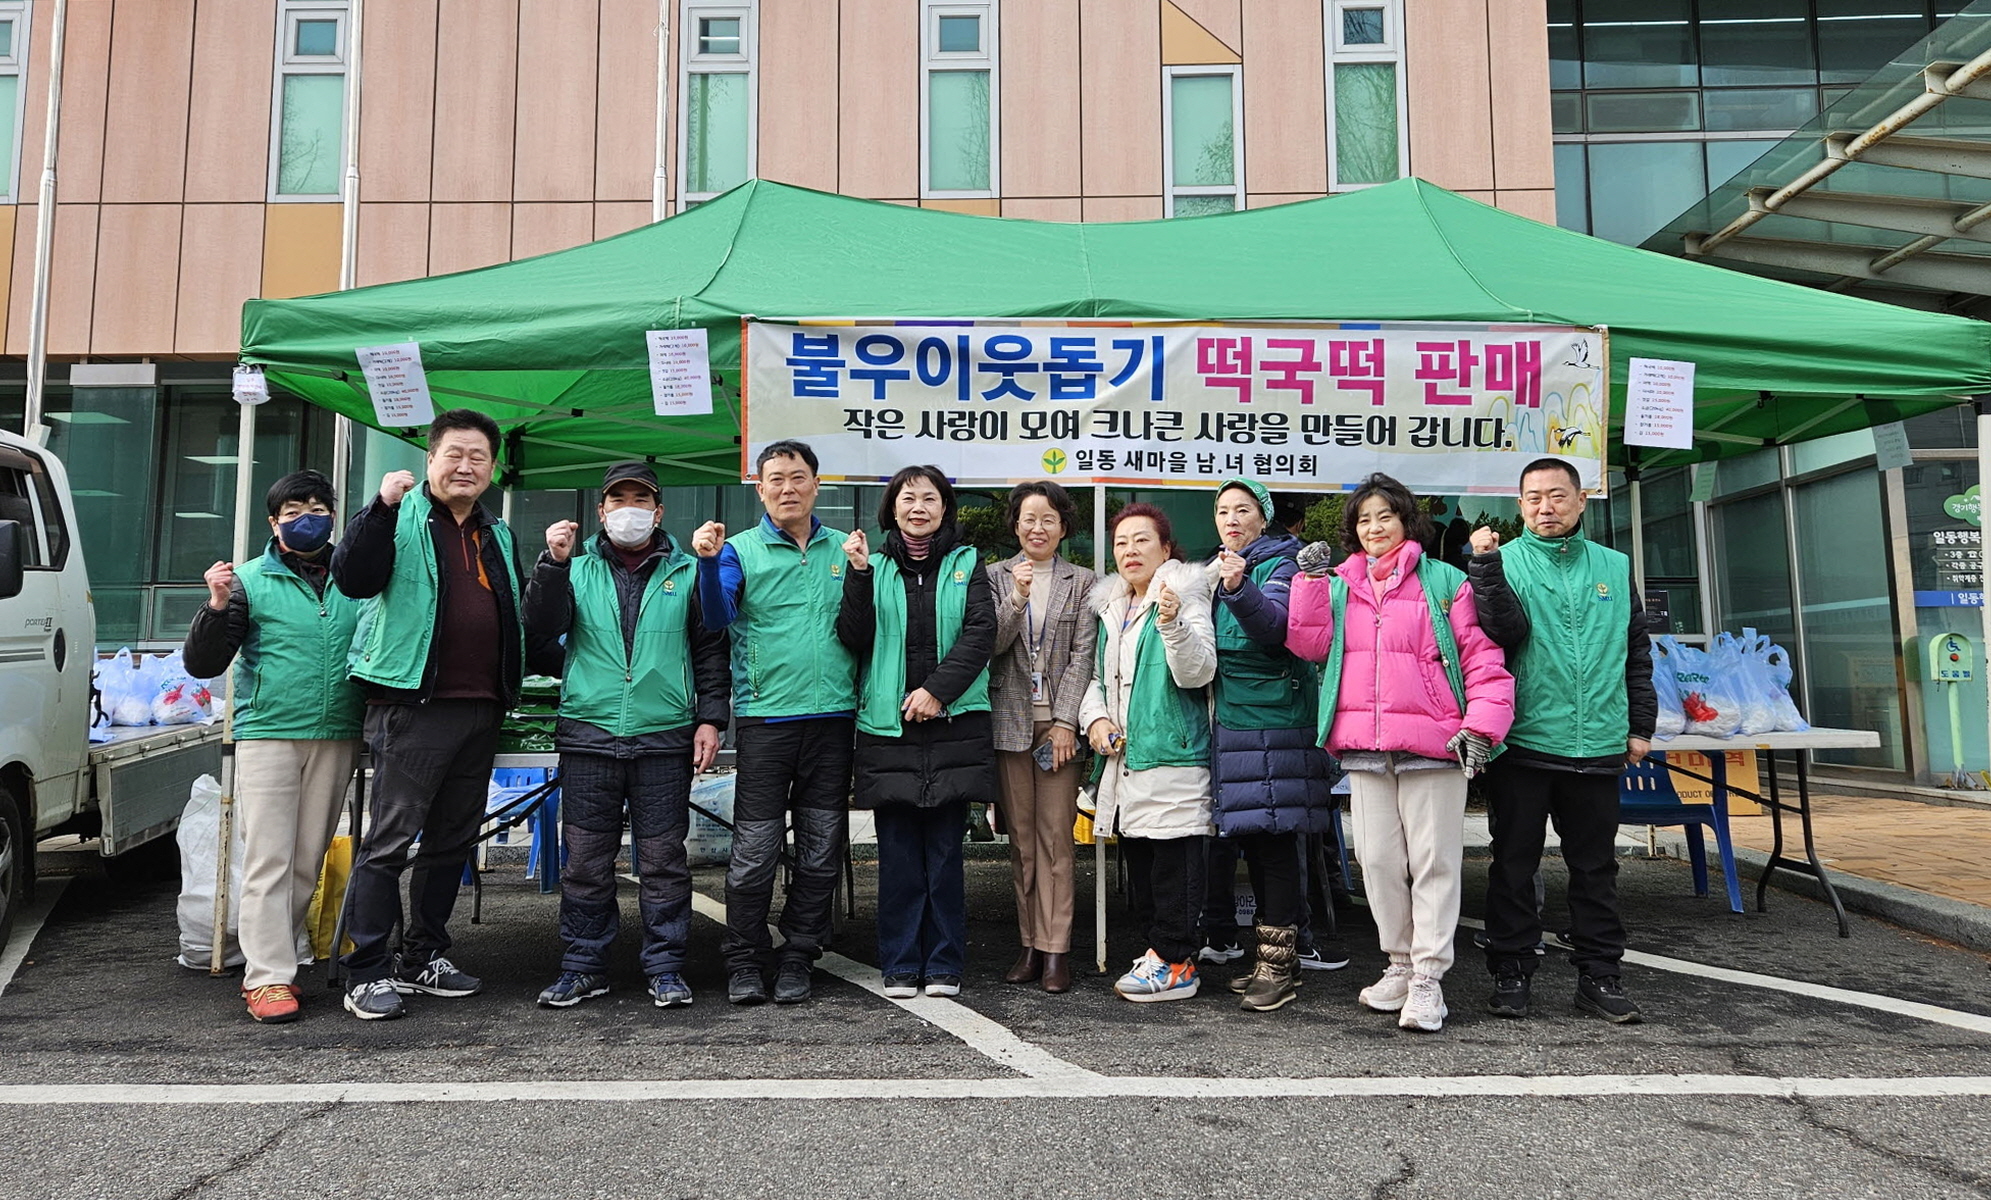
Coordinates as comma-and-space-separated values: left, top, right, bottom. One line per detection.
1296, 540, 1334, 576
1446, 729, 1493, 779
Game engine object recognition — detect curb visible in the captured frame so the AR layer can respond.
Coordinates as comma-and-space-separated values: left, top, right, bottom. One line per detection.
1725, 846, 1991, 955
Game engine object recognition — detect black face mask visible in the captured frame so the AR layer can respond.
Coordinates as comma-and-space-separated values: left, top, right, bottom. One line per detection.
278, 512, 335, 554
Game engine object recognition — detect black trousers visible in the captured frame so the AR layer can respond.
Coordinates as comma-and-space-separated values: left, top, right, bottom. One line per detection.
723, 718, 854, 973
1124, 835, 1207, 965
557, 751, 693, 976
1483, 758, 1626, 979
341, 700, 502, 985
1204, 832, 1309, 933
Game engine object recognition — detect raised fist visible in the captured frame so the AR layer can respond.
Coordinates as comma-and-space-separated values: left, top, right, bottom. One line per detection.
379, 469, 417, 506
1296, 540, 1333, 577
843, 529, 871, 571
1217, 548, 1246, 592
1012, 560, 1033, 600
1470, 526, 1501, 556
546, 520, 580, 563
203, 561, 234, 611
691, 521, 727, 558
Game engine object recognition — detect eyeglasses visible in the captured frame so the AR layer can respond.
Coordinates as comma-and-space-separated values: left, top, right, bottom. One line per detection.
1017, 517, 1063, 530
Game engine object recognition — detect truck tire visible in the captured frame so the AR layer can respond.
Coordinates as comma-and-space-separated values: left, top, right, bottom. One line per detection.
0, 785, 25, 958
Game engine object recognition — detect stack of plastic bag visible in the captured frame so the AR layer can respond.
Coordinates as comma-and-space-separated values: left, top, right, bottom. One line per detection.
1650, 640, 1687, 740
1737, 627, 1809, 733
94, 648, 156, 727
149, 649, 214, 725
1654, 635, 1743, 738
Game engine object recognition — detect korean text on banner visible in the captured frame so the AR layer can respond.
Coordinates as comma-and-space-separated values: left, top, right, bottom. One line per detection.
355, 342, 437, 428
741, 320, 1610, 494
1625, 357, 1695, 451
647, 329, 714, 417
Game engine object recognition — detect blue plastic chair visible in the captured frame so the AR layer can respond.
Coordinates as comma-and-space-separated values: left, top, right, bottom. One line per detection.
1619, 752, 1743, 914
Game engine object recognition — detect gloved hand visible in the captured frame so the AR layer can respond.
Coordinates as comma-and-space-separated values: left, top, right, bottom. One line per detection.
1296, 540, 1334, 576
1446, 729, 1493, 779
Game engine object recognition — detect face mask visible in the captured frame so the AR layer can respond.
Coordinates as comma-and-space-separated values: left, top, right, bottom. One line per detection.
278, 512, 334, 554
603, 506, 656, 549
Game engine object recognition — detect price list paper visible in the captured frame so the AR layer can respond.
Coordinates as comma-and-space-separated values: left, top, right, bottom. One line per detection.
1624, 357, 1695, 451
355, 342, 437, 428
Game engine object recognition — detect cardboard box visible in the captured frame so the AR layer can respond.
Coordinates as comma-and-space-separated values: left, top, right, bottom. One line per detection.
1661, 749, 1762, 817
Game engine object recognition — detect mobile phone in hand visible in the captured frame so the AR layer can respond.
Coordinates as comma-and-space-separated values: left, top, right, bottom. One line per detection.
1033, 740, 1057, 771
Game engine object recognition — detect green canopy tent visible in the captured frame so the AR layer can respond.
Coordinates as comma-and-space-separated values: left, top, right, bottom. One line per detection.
240, 177, 1991, 490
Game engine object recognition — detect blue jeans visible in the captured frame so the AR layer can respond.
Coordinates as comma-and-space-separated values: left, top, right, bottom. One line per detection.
873, 801, 968, 979
557, 751, 693, 976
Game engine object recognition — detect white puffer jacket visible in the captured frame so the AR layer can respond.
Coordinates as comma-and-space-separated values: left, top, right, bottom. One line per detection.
1079, 558, 1217, 839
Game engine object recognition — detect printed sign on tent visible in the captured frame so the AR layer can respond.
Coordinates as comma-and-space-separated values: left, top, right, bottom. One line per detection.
741, 319, 1610, 494
1624, 357, 1695, 450
356, 342, 436, 428
647, 328, 714, 417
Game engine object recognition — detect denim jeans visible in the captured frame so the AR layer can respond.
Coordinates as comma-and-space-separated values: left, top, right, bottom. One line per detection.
872, 801, 969, 979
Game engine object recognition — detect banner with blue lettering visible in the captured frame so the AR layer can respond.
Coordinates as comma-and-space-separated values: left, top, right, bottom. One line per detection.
741, 319, 1610, 493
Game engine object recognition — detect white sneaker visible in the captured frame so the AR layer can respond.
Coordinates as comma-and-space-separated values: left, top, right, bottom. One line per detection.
1358, 963, 1415, 1012
1398, 974, 1447, 1032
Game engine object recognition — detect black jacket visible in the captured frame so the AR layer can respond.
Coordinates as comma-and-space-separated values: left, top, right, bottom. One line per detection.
1468, 542, 1658, 775
182, 550, 333, 680
521, 531, 731, 757
836, 528, 998, 809
330, 487, 535, 706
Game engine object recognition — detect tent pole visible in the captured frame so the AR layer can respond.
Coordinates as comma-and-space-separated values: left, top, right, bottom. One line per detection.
21, 0, 66, 438
1093, 483, 1108, 975
1627, 462, 1647, 598
331, 0, 364, 503
1977, 397, 1991, 781
211, 395, 261, 975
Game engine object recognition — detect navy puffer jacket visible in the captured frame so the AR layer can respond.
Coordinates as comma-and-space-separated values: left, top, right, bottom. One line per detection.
1210, 532, 1340, 836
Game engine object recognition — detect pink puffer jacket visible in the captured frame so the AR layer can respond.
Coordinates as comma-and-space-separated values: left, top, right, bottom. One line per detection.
1285, 543, 1513, 760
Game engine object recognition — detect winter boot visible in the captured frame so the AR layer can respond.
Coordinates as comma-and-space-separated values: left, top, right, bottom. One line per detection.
1239, 924, 1299, 1012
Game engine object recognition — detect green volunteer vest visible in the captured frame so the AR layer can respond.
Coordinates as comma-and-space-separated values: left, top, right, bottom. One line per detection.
857, 544, 991, 736
231, 540, 364, 740
1315, 556, 1469, 747
1096, 605, 1212, 772
558, 536, 699, 736
349, 491, 521, 691
1213, 556, 1319, 732
726, 520, 860, 718
1497, 528, 1636, 759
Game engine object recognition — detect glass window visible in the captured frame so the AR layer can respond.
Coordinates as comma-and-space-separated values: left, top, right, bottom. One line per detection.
1702, 86, 1816, 132
1342, 7, 1385, 45
276, 73, 344, 196
1553, 142, 1589, 233
927, 70, 991, 191
938, 14, 981, 53
1334, 63, 1399, 186
1903, 402, 1975, 449
698, 16, 741, 55
1582, 0, 1695, 89
685, 72, 750, 195
1699, 0, 1815, 88
1706, 137, 1783, 188
1174, 194, 1235, 217
0, 461, 44, 568
1792, 469, 1902, 768
293, 18, 338, 57
1584, 90, 1701, 133
1552, 91, 1581, 133
1548, 0, 1580, 90
45, 387, 158, 646
0, 18, 15, 59
1817, 2, 1931, 85
1170, 73, 1234, 188
1586, 140, 1705, 245
1712, 489, 1796, 656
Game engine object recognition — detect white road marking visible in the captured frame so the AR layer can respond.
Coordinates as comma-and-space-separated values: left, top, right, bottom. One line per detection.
4, 1075, 1991, 1106
0, 877, 69, 998
684, 890, 1099, 1080
1458, 916, 1991, 1037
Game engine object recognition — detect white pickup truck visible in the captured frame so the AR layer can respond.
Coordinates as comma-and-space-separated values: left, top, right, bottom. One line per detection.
0, 426, 220, 953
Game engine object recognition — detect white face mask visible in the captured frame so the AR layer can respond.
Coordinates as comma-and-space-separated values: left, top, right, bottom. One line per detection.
603, 506, 656, 549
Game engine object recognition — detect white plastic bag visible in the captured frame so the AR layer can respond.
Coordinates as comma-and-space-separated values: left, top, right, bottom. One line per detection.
96, 648, 155, 727
1671, 638, 1743, 738
150, 649, 214, 726
1650, 638, 1687, 740
1720, 631, 1779, 737
1757, 634, 1810, 732
174, 774, 245, 970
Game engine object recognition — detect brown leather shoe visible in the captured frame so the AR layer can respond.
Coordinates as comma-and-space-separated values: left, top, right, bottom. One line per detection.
1040, 952, 1072, 993
1003, 947, 1043, 984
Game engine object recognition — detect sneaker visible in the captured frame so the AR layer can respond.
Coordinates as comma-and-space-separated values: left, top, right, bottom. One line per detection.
649, 973, 693, 1008
1296, 942, 1351, 971
1575, 974, 1643, 1024
924, 974, 963, 998
243, 984, 300, 1024
881, 974, 920, 999
727, 968, 768, 1006
1113, 951, 1200, 1003
1398, 975, 1447, 1032
1358, 964, 1415, 1013
1486, 964, 1531, 1018
343, 978, 405, 1021
536, 971, 610, 1009
1197, 934, 1244, 964
773, 960, 813, 1005
396, 955, 481, 997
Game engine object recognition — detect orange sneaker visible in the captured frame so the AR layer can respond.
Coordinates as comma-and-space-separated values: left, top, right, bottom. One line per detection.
244, 984, 301, 1024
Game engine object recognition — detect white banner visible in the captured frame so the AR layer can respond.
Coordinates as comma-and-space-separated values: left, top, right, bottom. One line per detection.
742, 320, 1610, 494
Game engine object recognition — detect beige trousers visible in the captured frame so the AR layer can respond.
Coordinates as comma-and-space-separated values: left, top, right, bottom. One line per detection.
235, 738, 361, 988
1349, 765, 1467, 979
994, 721, 1082, 953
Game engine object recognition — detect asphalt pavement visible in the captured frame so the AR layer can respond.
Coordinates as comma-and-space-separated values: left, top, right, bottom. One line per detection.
1, 845, 1988, 1199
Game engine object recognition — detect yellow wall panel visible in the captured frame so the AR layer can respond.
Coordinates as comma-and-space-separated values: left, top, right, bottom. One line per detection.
261, 204, 342, 299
